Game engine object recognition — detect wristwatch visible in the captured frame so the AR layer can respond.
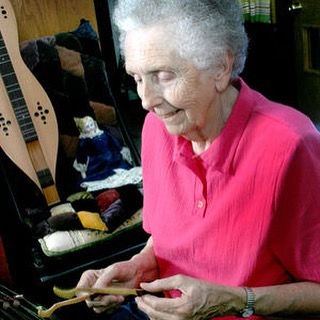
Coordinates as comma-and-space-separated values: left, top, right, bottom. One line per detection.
239, 287, 255, 318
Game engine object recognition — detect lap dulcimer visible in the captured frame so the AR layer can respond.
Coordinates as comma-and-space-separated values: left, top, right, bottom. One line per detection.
0, 0, 60, 206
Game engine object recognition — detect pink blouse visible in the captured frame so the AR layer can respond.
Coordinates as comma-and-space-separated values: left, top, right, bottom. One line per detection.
141, 79, 320, 309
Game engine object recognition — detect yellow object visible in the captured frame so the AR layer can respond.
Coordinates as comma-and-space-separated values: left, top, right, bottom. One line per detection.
77, 211, 108, 231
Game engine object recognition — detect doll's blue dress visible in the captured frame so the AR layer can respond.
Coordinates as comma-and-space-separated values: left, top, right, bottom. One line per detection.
76, 130, 131, 182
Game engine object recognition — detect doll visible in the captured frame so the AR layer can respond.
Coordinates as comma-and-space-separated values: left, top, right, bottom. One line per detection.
73, 116, 131, 182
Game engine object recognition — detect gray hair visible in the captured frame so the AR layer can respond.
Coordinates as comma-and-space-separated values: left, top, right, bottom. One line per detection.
112, 0, 248, 79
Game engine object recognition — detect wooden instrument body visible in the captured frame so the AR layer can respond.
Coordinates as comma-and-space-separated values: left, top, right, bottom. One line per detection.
0, 0, 60, 205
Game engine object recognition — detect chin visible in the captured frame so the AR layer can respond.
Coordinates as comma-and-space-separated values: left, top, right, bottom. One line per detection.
164, 125, 184, 136
166, 122, 196, 138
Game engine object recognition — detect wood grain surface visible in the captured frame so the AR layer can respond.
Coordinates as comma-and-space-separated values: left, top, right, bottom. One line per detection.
10, 0, 98, 42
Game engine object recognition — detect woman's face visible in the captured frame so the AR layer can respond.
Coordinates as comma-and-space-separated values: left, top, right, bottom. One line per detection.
125, 26, 223, 141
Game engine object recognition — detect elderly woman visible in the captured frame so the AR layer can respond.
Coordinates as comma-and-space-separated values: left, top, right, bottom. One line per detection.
77, 0, 320, 319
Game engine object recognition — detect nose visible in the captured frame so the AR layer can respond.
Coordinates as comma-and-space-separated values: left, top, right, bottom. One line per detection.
138, 80, 162, 111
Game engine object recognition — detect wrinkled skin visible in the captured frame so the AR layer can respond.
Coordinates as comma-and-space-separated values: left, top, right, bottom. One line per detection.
125, 25, 236, 154
136, 275, 242, 320
76, 238, 159, 314
77, 238, 320, 319
77, 266, 243, 318
76, 260, 145, 313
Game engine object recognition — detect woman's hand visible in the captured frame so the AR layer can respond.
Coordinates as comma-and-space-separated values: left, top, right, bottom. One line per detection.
76, 237, 159, 314
135, 275, 244, 320
76, 259, 144, 314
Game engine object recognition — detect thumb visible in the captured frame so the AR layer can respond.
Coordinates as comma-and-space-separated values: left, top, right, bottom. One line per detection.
140, 277, 180, 294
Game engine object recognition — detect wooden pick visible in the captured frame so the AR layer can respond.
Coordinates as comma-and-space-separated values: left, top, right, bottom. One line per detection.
53, 285, 147, 299
37, 285, 162, 317
37, 294, 91, 318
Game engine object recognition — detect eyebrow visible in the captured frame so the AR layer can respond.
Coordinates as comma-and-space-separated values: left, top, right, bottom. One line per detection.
126, 65, 174, 76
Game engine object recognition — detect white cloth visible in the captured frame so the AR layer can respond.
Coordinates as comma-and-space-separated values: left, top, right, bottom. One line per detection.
80, 167, 142, 192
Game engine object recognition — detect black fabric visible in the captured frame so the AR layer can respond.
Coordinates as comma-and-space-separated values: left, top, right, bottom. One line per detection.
20, 24, 114, 136
115, 184, 143, 216
70, 198, 100, 213
47, 212, 83, 231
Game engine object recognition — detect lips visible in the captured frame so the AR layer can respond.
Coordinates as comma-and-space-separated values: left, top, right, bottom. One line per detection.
156, 109, 180, 119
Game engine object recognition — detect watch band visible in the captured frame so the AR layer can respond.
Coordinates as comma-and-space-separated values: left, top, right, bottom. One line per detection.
239, 287, 255, 318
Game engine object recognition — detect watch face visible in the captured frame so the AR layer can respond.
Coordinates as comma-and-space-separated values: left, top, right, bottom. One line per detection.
241, 308, 254, 318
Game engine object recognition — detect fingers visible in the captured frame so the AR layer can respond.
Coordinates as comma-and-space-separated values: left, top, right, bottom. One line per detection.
93, 266, 121, 288
76, 269, 104, 289
136, 294, 182, 320
86, 293, 125, 314
136, 275, 200, 320
76, 262, 140, 315
140, 275, 183, 294
77, 265, 127, 291
76, 268, 125, 314
93, 261, 134, 288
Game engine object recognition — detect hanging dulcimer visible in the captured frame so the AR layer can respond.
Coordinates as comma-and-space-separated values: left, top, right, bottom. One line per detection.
0, 0, 60, 206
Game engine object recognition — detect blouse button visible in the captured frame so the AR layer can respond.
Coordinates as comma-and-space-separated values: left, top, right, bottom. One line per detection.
197, 200, 204, 208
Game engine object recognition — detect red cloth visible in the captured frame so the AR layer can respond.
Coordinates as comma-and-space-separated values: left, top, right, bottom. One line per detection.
96, 189, 120, 212
0, 236, 12, 285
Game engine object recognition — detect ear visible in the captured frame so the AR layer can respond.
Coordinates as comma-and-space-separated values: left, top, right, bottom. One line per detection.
214, 52, 235, 93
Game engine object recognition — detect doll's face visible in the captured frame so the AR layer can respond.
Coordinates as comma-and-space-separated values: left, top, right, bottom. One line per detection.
83, 118, 96, 134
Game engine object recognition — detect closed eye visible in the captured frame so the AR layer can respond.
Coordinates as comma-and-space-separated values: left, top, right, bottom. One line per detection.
157, 71, 175, 82
133, 74, 142, 84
